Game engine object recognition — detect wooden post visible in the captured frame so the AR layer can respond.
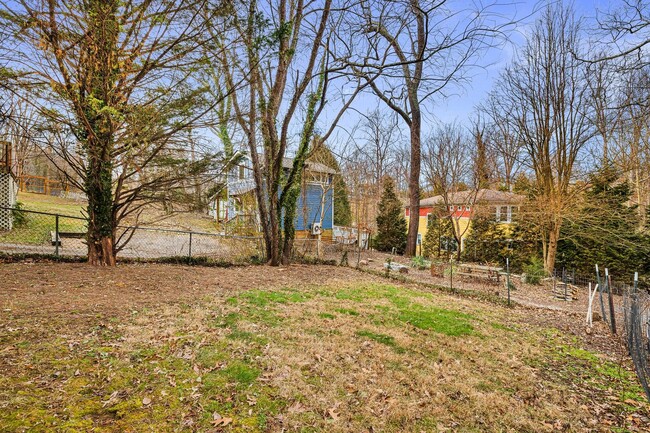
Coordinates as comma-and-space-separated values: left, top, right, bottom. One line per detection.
506, 257, 511, 307
607, 273, 616, 334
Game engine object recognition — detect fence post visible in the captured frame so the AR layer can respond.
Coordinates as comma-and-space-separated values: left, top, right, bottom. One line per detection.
449, 258, 453, 292
596, 265, 607, 323
188, 232, 193, 259
607, 272, 617, 334
506, 257, 511, 307
55, 214, 59, 257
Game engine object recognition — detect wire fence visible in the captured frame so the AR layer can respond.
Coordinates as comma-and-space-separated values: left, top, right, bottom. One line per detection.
560, 265, 650, 402
623, 278, 650, 402
0, 206, 263, 263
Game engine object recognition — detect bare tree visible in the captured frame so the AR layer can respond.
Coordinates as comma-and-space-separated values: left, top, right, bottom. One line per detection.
592, 0, 650, 66
494, 3, 593, 272
0, 97, 40, 179
585, 55, 624, 165
423, 123, 477, 260
340, 0, 510, 256
479, 93, 524, 191
611, 68, 650, 227
355, 109, 400, 185
217, 0, 363, 265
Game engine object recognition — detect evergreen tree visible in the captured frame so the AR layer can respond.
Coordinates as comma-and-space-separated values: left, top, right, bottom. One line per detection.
557, 167, 650, 278
422, 206, 453, 258
375, 177, 407, 253
462, 215, 504, 263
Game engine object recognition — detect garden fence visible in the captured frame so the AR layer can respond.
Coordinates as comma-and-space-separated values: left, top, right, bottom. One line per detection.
0, 206, 263, 263
567, 266, 650, 403
623, 279, 650, 402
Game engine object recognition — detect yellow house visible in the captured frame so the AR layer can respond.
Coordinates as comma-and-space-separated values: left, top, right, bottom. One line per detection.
406, 189, 525, 252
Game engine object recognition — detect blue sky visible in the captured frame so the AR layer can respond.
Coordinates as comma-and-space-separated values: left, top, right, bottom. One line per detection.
319, 0, 622, 154
431, 0, 614, 124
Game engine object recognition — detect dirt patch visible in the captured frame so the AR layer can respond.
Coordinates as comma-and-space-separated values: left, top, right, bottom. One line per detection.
0, 262, 379, 318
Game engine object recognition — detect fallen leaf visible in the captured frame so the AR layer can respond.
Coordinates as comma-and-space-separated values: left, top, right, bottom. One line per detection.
211, 416, 233, 427
142, 397, 152, 406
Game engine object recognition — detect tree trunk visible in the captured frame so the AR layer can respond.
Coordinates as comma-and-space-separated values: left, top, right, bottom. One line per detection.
544, 220, 561, 274
86, 151, 116, 266
406, 111, 421, 256
268, 189, 282, 266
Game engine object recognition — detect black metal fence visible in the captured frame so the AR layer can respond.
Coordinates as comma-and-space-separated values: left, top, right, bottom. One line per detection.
0, 206, 263, 263
623, 276, 650, 402
563, 265, 650, 403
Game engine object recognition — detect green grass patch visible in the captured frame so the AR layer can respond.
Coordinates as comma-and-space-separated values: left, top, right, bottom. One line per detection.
221, 361, 260, 386
240, 288, 311, 307
397, 306, 474, 336
356, 330, 405, 353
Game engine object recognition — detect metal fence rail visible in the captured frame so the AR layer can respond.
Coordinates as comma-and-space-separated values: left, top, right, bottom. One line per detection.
0, 206, 263, 263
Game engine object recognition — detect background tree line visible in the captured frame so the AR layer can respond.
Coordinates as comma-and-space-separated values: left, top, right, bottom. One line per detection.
1, 0, 650, 275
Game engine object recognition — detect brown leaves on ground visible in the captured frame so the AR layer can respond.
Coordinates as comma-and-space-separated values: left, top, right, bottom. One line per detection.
1, 262, 648, 432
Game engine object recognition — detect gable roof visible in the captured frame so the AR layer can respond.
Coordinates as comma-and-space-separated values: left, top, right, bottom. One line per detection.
282, 157, 337, 175
418, 189, 525, 207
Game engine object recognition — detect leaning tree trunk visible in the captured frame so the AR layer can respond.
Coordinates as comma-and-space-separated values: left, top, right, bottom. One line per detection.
406, 109, 421, 256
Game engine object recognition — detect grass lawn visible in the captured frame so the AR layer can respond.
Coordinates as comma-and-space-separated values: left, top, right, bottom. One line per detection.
16, 191, 86, 216
11, 191, 220, 233
0, 192, 86, 245
0, 263, 648, 432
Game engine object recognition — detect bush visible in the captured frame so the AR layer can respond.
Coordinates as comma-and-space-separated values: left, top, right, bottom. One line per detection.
11, 202, 28, 227
411, 256, 431, 270
522, 256, 545, 285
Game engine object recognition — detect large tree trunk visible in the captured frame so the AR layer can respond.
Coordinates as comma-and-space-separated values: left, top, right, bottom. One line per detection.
268, 189, 282, 266
86, 150, 116, 266
544, 219, 561, 274
406, 111, 421, 256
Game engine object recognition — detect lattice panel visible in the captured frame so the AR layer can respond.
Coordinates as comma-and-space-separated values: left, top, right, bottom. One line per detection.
0, 173, 17, 230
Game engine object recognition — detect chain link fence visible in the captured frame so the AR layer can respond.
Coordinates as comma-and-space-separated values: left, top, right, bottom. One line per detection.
0, 206, 263, 263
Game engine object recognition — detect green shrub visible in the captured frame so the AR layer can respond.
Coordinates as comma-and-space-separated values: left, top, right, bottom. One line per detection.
11, 202, 28, 227
410, 256, 430, 270
522, 256, 545, 285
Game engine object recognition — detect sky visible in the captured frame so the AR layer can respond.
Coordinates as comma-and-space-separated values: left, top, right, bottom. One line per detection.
430, 0, 614, 125
316, 0, 623, 157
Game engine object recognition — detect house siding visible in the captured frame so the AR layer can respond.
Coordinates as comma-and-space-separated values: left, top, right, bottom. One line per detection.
295, 183, 334, 231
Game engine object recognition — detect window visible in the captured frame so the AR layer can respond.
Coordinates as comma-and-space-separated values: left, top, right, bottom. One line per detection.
495, 206, 510, 223
417, 233, 422, 245
466, 206, 471, 212
449, 205, 455, 211
427, 213, 433, 226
